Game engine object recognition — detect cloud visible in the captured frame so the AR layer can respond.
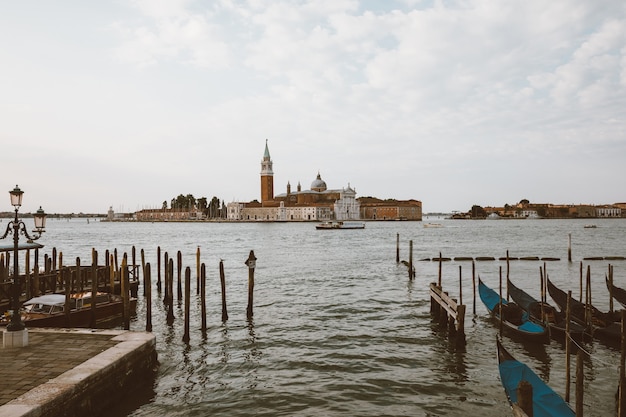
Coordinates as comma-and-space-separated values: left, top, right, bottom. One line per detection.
1, 0, 625, 213
112, 1, 232, 69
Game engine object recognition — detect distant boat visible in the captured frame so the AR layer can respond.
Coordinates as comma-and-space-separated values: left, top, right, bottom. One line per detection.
584, 224, 597, 229
423, 223, 443, 228
487, 212, 501, 220
315, 221, 365, 230
497, 338, 575, 417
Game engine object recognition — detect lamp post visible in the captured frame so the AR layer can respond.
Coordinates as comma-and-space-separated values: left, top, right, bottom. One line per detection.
1, 185, 46, 332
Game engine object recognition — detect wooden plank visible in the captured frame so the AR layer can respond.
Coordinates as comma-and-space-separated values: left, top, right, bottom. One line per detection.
430, 283, 458, 319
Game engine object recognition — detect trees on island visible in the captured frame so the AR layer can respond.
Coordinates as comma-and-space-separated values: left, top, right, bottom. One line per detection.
166, 194, 226, 219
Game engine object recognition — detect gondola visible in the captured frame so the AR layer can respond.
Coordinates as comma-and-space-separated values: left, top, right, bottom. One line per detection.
546, 278, 621, 343
497, 338, 575, 417
507, 278, 586, 341
478, 278, 548, 340
606, 276, 626, 309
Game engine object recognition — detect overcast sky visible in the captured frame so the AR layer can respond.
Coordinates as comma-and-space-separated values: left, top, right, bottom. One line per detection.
1, 1, 625, 214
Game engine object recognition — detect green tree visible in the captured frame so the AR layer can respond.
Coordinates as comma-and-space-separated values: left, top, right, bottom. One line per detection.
197, 197, 208, 213
208, 196, 221, 218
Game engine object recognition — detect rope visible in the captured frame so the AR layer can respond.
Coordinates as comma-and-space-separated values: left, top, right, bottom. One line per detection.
566, 331, 621, 370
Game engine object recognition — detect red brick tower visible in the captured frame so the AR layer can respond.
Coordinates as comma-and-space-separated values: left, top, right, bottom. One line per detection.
260, 139, 274, 205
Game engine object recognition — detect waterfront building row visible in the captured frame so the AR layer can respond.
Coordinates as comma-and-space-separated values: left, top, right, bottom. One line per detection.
473, 201, 626, 219
112, 141, 422, 222
226, 141, 422, 221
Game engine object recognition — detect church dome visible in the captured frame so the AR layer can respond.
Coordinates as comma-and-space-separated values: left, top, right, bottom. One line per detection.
311, 172, 327, 192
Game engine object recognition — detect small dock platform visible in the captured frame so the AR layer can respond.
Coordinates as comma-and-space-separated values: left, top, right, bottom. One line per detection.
0, 328, 156, 417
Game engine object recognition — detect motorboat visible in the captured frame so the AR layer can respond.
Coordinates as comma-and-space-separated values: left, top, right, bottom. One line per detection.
2, 291, 136, 328
315, 221, 365, 230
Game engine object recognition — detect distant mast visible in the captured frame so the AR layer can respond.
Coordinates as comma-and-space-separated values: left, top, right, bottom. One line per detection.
260, 139, 274, 206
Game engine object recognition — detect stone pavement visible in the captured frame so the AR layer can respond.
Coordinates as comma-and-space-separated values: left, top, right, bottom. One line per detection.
0, 328, 156, 417
0, 329, 118, 406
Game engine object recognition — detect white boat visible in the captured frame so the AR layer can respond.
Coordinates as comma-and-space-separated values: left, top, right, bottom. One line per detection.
316, 221, 365, 230
423, 223, 443, 228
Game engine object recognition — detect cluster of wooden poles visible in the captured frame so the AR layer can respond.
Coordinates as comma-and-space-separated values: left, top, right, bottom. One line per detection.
143, 247, 258, 343
0, 247, 136, 327
1, 245, 259, 344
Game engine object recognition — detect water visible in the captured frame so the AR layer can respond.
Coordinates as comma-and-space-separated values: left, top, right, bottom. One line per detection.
40, 218, 626, 416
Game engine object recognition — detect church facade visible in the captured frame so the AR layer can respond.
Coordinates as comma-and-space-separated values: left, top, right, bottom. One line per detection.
227, 141, 361, 221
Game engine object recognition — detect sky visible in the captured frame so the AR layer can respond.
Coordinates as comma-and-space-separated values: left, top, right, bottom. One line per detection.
1, 1, 625, 215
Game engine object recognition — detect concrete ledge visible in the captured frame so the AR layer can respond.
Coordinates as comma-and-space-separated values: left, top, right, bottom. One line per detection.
0, 329, 157, 417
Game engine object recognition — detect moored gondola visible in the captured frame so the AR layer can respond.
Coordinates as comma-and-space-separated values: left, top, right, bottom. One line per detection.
479, 278, 548, 341
507, 278, 586, 342
547, 278, 621, 343
606, 276, 626, 309
497, 338, 575, 417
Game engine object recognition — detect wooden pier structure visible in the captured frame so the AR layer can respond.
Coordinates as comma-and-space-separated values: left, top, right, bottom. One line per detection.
429, 282, 466, 344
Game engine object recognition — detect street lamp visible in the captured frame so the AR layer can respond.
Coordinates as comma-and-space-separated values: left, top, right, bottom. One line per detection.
1, 185, 46, 332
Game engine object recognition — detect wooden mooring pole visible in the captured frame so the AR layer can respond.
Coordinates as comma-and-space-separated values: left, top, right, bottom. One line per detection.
196, 247, 201, 295
458, 266, 463, 306
576, 349, 584, 416
57, 253, 63, 299
90, 250, 97, 328
499, 266, 503, 337
33, 249, 40, 297
76, 257, 82, 292
245, 251, 257, 320
163, 252, 169, 303
122, 255, 130, 330
506, 250, 510, 301
166, 258, 174, 325
517, 380, 533, 417
408, 240, 414, 280
609, 264, 614, 314
579, 262, 583, 302
396, 233, 400, 263
141, 248, 146, 297
220, 260, 228, 322
565, 290, 572, 403
200, 263, 207, 332
438, 252, 442, 287
183, 267, 191, 343
145, 263, 152, 332
472, 261, 476, 315
568, 233, 572, 262
109, 253, 115, 295
157, 246, 162, 292
177, 251, 183, 301
618, 309, 626, 417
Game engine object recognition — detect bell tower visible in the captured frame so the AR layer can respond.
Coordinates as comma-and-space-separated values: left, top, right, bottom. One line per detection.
260, 139, 274, 205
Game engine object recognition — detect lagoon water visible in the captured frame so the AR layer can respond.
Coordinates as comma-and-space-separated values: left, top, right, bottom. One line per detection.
43, 217, 626, 416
